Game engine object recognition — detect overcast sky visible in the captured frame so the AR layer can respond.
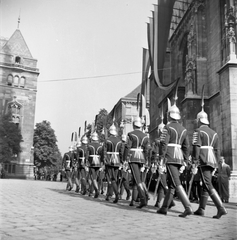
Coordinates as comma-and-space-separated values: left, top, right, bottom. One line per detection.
0, 0, 157, 154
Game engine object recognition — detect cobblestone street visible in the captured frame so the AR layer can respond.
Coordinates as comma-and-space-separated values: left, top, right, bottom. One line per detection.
0, 179, 236, 240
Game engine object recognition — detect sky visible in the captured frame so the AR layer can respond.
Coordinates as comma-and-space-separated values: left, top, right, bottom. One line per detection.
0, 0, 157, 154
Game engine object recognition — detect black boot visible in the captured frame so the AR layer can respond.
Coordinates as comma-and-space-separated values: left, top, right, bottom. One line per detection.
93, 180, 99, 198
136, 183, 147, 209
168, 200, 175, 209
157, 188, 174, 215
112, 180, 119, 203
194, 191, 209, 216
142, 182, 150, 201
209, 188, 227, 219
129, 186, 138, 206
176, 185, 193, 218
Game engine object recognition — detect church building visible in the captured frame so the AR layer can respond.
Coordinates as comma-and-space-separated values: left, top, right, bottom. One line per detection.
0, 21, 39, 178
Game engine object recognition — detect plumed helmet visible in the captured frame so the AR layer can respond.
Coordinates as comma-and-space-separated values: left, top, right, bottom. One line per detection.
91, 131, 99, 141
76, 142, 81, 148
81, 135, 88, 144
167, 78, 181, 120
168, 104, 181, 120
197, 110, 209, 125
69, 146, 73, 151
133, 116, 143, 128
196, 85, 209, 125
109, 123, 117, 136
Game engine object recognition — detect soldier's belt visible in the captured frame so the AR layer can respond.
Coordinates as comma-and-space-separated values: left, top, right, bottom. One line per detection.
107, 152, 119, 154
89, 155, 100, 157
130, 148, 143, 151
167, 143, 181, 148
79, 157, 85, 159
200, 146, 213, 149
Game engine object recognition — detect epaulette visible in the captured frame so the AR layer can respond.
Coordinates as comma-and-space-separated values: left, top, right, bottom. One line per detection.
160, 128, 168, 142
192, 132, 199, 145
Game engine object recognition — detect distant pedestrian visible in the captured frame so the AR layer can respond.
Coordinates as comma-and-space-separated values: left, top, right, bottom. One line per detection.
218, 156, 231, 203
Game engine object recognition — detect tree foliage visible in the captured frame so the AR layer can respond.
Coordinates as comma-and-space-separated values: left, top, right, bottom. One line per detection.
33, 120, 62, 168
0, 112, 23, 162
93, 108, 114, 142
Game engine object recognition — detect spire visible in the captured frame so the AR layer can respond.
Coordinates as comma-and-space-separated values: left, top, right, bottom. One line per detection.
17, 10, 21, 29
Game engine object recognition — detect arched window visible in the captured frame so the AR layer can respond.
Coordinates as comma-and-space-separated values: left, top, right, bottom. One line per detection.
15, 56, 21, 64
13, 75, 19, 86
7, 74, 13, 86
20, 77, 25, 88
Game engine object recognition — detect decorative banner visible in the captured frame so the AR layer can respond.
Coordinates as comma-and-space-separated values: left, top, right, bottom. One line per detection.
150, 0, 177, 90
141, 48, 150, 98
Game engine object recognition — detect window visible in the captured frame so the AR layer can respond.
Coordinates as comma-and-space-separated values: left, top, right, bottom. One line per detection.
15, 56, 21, 64
7, 74, 13, 86
13, 75, 19, 86
20, 77, 25, 88
12, 165, 16, 174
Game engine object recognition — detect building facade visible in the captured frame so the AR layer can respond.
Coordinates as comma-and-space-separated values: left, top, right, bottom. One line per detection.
148, 0, 237, 202
0, 28, 39, 179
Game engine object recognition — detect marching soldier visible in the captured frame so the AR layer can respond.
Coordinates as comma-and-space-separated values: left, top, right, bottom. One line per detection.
77, 135, 89, 195
87, 131, 103, 198
103, 123, 123, 203
62, 146, 74, 191
119, 134, 131, 201
125, 116, 150, 208
157, 95, 192, 217
192, 86, 227, 219
73, 144, 81, 193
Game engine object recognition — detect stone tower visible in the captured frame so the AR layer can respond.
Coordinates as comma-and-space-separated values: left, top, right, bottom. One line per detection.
0, 26, 39, 179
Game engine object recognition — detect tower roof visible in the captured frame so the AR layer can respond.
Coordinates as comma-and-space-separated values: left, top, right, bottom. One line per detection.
1, 29, 33, 58
124, 84, 141, 99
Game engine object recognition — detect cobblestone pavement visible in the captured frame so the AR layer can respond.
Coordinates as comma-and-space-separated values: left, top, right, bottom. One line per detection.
0, 179, 236, 240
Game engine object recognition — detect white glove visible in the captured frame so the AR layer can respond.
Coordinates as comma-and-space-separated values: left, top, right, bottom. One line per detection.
179, 165, 185, 173
158, 166, 165, 175
140, 166, 145, 172
128, 169, 131, 173
191, 167, 198, 175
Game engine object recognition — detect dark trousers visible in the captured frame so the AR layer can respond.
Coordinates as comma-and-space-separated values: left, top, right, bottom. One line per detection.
129, 162, 142, 185
166, 164, 182, 189
198, 166, 214, 193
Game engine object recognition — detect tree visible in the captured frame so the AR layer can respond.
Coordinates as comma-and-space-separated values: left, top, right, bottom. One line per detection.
0, 112, 23, 162
33, 120, 62, 169
93, 108, 114, 142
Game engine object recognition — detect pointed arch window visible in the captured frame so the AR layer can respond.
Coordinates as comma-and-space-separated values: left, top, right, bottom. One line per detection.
13, 75, 19, 87
15, 56, 21, 64
20, 77, 25, 88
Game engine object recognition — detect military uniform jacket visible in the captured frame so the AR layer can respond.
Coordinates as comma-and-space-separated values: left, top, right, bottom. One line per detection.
126, 129, 150, 164
192, 125, 219, 169
87, 142, 103, 168
62, 151, 74, 170
159, 121, 189, 165
104, 136, 123, 167
77, 145, 88, 168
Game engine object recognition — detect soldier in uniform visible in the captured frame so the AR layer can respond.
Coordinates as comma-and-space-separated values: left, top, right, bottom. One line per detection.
192, 87, 227, 219
157, 97, 192, 217
77, 135, 89, 195
62, 146, 74, 191
125, 116, 150, 208
119, 134, 131, 201
73, 143, 81, 193
103, 123, 123, 203
87, 131, 103, 198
